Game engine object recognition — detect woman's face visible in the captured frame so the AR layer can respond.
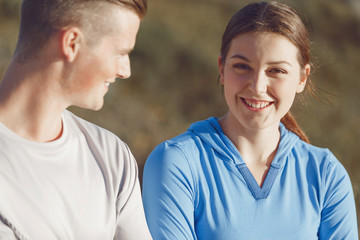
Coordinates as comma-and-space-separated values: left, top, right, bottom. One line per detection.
219, 32, 310, 131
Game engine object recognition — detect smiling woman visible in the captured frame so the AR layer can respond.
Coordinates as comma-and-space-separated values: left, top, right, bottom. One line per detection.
142, 2, 358, 240
219, 32, 309, 139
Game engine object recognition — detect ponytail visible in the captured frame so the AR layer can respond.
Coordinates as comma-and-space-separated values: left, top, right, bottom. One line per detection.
281, 112, 310, 143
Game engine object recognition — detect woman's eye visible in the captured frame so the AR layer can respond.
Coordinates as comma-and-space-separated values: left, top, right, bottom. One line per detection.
233, 64, 251, 70
269, 68, 287, 74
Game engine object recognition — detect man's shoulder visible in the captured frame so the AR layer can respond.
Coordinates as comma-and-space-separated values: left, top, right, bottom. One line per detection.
64, 110, 136, 169
63, 110, 128, 150
64, 110, 117, 138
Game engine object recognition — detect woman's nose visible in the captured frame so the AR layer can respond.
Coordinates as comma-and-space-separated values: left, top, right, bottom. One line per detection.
250, 72, 267, 94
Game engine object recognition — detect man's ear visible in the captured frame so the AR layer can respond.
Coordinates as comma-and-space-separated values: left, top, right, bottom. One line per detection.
218, 56, 225, 85
61, 27, 83, 62
297, 64, 310, 93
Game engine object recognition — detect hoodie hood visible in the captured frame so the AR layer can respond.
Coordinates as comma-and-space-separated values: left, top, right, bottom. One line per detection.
188, 117, 300, 168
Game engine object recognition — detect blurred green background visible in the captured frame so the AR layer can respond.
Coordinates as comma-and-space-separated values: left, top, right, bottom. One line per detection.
1, 0, 359, 233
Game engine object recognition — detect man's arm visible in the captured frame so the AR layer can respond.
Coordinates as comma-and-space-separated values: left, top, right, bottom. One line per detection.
114, 144, 152, 240
0, 215, 21, 240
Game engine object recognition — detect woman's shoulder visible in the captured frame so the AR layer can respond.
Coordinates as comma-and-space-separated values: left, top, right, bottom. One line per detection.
292, 140, 348, 179
146, 117, 221, 172
149, 130, 203, 164
294, 140, 336, 163
166, 130, 201, 148
157, 117, 219, 155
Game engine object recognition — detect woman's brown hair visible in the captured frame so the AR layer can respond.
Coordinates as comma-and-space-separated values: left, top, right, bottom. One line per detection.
220, 1, 311, 143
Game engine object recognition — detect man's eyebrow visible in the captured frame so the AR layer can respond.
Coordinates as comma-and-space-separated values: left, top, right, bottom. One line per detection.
230, 54, 251, 62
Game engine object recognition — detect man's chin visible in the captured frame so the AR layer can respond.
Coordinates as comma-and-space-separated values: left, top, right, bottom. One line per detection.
72, 100, 104, 112
90, 103, 104, 112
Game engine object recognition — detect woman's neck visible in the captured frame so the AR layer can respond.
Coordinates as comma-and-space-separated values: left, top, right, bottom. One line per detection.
218, 113, 281, 187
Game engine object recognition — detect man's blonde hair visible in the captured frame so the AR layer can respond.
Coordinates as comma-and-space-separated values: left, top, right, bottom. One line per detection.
15, 0, 147, 61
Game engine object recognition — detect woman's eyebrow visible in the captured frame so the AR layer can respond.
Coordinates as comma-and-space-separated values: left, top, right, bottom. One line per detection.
230, 55, 293, 67
230, 54, 251, 62
266, 60, 293, 66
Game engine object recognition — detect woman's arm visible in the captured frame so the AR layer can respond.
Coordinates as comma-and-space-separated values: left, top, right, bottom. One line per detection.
143, 142, 197, 240
318, 156, 358, 239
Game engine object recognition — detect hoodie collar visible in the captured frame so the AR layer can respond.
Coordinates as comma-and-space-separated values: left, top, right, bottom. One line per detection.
188, 117, 299, 168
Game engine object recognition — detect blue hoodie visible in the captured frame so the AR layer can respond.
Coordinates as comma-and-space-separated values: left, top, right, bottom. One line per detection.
143, 117, 358, 240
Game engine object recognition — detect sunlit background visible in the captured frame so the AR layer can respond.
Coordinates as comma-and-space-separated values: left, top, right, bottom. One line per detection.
1, 0, 359, 233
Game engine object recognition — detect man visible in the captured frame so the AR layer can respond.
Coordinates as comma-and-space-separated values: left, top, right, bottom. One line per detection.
0, 0, 152, 239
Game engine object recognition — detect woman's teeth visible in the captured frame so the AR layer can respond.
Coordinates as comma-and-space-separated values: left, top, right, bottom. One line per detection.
244, 99, 271, 109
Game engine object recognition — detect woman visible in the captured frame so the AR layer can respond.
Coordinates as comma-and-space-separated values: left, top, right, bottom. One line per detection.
142, 2, 358, 239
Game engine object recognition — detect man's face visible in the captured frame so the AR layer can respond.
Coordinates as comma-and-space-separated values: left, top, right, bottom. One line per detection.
69, 7, 141, 111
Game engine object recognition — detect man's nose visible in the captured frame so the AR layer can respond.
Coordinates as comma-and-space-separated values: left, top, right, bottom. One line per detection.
117, 55, 131, 79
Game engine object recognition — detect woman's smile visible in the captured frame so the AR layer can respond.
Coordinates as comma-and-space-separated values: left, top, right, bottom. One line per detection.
219, 31, 309, 130
241, 98, 274, 111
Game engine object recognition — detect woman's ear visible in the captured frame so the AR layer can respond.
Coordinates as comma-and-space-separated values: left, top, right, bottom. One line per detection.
61, 27, 83, 62
218, 56, 225, 85
296, 64, 310, 93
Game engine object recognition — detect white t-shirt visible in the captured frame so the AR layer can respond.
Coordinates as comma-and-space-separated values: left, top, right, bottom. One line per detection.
0, 110, 152, 240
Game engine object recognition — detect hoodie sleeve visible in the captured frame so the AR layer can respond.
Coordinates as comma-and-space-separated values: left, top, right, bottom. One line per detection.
142, 141, 197, 240
318, 153, 358, 239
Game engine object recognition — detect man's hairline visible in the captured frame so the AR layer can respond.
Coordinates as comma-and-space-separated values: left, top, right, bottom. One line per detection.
14, 2, 143, 61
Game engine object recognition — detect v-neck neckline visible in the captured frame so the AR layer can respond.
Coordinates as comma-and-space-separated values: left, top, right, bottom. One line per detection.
236, 162, 281, 199
208, 117, 285, 200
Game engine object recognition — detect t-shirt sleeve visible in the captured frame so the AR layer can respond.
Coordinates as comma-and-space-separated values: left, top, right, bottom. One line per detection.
318, 154, 358, 239
114, 143, 152, 240
142, 142, 197, 240
0, 217, 18, 240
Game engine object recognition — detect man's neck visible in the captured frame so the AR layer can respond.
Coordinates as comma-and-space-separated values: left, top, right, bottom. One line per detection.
0, 60, 66, 142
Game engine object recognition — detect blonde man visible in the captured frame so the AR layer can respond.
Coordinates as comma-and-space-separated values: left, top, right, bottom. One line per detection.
0, 0, 152, 239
